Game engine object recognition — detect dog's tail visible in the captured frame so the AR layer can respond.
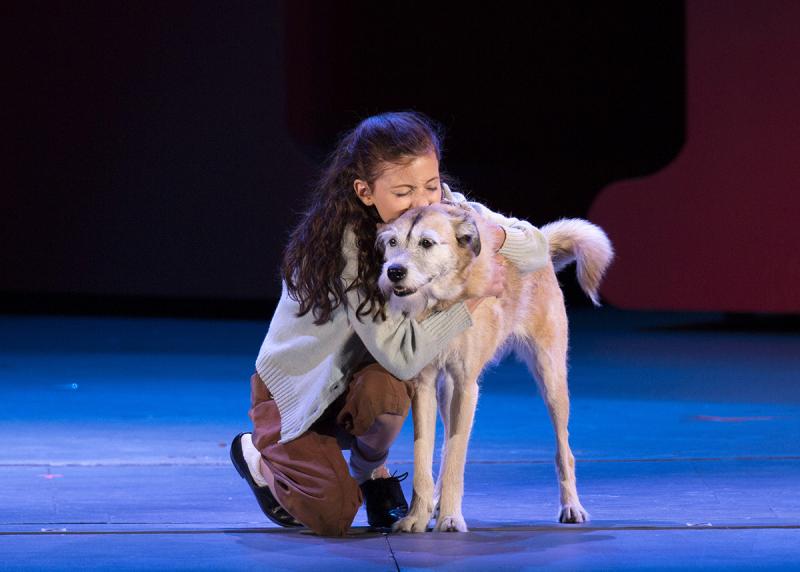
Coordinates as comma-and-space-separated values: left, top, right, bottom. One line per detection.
540, 219, 614, 307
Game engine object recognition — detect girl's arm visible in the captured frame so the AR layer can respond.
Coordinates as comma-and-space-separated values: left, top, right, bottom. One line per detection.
446, 185, 550, 274
343, 286, 473, 381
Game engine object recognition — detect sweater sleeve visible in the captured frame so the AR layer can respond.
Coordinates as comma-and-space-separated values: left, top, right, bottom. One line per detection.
344, 286, 473, 381
447, 186, 550, 274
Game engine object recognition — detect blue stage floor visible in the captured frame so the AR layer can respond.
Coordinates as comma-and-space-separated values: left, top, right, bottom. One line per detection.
1, 307, 798, 570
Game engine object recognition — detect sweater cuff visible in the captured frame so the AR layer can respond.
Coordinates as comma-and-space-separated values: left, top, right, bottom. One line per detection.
419, 301, 473, 340
498, 226, 531, 267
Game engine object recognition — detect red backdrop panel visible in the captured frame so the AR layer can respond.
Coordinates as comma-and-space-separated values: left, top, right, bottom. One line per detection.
590, 0, 800, 313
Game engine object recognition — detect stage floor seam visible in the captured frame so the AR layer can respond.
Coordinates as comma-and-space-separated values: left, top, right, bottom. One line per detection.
3, 455, 800, 467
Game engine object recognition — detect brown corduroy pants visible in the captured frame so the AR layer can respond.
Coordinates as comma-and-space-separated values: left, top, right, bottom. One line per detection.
248, 362, 414, 536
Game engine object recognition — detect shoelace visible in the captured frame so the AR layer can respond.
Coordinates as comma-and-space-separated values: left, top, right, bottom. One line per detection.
385, 470, 408, 483
363, 471, 408, 493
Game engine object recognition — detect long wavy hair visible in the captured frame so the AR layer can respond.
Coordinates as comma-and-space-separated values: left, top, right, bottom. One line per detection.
281, 111, 447, 325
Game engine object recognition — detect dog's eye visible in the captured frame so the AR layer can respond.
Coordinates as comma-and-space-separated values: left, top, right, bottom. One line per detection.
419, 238, 433, 249
388, 238, 397, 247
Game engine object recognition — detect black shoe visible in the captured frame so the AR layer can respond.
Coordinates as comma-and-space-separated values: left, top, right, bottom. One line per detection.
359, 471, 409, 530
230, 432, 302, 528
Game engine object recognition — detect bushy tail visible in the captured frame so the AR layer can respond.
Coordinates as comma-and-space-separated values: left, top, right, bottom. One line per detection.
540, 219, 615, 307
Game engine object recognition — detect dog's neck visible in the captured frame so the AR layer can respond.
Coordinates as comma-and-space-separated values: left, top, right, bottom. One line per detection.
419, 297, 458, 321
400, 214, 502, 322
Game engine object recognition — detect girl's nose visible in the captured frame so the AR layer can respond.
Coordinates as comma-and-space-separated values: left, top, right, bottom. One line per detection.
411, 195, 432, 209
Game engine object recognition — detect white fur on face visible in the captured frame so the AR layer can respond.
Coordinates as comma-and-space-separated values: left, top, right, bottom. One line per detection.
377, 207, 471, 318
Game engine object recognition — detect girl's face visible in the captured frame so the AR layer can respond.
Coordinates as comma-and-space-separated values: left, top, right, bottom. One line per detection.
354, 150, 443, 223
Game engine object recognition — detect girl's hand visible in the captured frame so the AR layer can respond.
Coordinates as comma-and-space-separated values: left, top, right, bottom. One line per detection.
484, 254, 507, 298
491, 223, 507, 252
465, 255, 507, 315
465, 297, 486, 314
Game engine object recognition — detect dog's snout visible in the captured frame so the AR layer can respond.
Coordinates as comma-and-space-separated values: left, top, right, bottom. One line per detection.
387, 265, 407, 283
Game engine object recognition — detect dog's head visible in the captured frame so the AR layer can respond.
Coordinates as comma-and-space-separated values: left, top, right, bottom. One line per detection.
375, 202, 485, 318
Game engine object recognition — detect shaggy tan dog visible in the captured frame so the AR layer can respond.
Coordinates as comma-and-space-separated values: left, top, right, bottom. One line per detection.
374, 201, 614, 532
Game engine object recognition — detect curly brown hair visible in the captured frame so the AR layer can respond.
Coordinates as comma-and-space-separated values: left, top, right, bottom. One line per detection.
281, 111, 449, 325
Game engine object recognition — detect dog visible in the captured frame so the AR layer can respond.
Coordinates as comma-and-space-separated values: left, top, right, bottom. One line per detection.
374, 201, 614, 532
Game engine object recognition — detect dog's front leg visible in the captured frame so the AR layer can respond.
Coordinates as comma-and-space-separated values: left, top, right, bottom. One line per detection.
434, 377, 479, 532
393, 367, 438, 533
432, 368, 454, 519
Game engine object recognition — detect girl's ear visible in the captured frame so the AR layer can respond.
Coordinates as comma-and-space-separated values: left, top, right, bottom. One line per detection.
354, 179, 373, 205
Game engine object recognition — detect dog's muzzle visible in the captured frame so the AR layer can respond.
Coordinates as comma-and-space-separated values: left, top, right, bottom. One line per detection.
392, 286, 417, 297
386, 264, 417, 297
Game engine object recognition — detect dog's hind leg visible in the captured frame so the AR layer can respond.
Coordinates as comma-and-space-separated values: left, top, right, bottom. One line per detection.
393, 366, 439, 533
515, 332, 590, 524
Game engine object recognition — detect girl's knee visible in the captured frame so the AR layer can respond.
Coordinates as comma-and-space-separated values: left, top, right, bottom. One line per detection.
267, 432, 363, 536
283, 472, 362, 537
337, 365, 414, 435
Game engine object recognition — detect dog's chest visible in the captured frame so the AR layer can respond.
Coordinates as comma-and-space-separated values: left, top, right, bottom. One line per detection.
429, 332, 471, 370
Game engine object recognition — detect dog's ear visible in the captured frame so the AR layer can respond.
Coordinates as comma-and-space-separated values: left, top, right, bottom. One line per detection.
441, 200, 472, 214
375, 237, 385, 262
375, 230, 388, 261
454, 214, 482, 257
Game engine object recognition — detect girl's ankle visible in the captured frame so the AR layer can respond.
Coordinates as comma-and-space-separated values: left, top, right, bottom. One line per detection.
369, 465, 391, 480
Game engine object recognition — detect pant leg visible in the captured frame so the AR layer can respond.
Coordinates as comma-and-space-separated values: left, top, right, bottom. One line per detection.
336, 362, 415, 437
336, 363, 415, 481
248, 372, 362, 537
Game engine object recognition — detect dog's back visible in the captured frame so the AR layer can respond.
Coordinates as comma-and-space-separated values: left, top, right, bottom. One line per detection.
437, 211, 614, 372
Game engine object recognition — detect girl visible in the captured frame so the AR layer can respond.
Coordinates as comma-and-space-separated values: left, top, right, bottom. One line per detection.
230, 111, 550, 536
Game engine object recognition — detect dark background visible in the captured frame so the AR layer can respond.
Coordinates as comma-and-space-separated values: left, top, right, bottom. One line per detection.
2, 1, 685, 319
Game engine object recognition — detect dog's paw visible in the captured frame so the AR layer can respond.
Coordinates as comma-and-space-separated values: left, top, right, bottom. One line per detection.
433, 514, 468, 532
558, 502, 590, 523
392, 512, 430, 533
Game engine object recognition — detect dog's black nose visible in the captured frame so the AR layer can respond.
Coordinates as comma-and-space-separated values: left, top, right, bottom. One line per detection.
387, 265, 407, 283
